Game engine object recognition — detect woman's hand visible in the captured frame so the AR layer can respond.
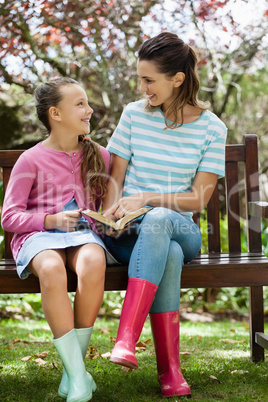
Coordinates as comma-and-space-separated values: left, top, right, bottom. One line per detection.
44, 209, 83, 231
106, 193, 146, 220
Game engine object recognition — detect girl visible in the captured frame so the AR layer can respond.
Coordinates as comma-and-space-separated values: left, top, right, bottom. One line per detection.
102, 32, 227, 398
1, 78, 116, 402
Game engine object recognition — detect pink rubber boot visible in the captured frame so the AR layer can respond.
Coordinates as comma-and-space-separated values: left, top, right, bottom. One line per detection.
110, 278, 158, 369
150, 310, 191, 398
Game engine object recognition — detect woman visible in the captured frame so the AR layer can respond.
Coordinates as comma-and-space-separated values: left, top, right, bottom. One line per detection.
103, 32, 227, 398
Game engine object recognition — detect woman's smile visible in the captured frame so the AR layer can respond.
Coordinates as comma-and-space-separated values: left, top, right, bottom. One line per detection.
81, 118, 90, 125
147, 94, 155, 102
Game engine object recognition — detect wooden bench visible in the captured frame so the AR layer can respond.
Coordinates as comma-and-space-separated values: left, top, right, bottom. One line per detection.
0, 134, 268, 362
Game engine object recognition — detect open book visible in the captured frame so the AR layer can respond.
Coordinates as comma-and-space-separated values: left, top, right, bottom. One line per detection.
82, 207, 152, 231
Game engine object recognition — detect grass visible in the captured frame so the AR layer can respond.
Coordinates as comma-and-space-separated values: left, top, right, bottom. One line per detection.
0, 316, 267, 401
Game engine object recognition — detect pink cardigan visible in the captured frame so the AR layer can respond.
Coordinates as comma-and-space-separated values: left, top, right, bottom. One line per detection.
1, 142, 110, 260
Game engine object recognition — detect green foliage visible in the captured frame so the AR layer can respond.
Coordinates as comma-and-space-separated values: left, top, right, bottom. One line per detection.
261, 220, 268, 257
181, 286, 252, 315
0, 87, 42, 150
199, 212, 248, 254
0, 293, 44, 319
99, 290, 126, 316
0, 101, 22, 149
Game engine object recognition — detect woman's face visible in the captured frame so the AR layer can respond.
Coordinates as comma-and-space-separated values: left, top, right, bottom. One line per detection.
137, 59, 181, 112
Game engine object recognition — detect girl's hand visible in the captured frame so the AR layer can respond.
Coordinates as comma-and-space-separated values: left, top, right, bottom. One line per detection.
44, 209, 83, 231
108, 194, 146, 220
95, 213, 116, 236
99, 212, 130, 237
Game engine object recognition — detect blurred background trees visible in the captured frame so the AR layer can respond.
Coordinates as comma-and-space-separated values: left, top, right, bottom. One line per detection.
0, 0, 267, 172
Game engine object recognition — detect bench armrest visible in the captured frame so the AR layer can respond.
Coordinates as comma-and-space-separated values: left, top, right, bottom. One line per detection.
249, 201, 268, 218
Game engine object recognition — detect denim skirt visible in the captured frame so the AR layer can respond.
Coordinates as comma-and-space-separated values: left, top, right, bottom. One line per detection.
16, 229, 118, 280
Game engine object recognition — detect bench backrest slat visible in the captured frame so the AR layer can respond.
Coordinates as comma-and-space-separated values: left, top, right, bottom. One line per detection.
244, 135, 262, 252
207, 183, 221, 253
225, 161, 241, 253
225, 144, 245, 162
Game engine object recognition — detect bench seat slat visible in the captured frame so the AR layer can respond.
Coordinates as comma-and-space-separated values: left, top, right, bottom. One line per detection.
255, 332, 268, 351
1, 254, 268, 292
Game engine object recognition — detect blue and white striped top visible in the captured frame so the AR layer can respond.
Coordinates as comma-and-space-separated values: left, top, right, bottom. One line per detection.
107, 99, 227, 217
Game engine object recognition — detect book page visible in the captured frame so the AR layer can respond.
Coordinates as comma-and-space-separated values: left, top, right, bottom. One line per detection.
82, 207, 152, 231
116, 207, 152, 229
82, 209, 118, 230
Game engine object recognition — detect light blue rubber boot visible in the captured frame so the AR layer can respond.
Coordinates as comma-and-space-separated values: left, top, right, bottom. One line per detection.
58, 327, 96, 399
53, 329, 95, 402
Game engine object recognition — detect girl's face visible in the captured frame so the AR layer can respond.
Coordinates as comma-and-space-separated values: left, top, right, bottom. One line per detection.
54, 84, 93, 135
137, 59, 181, 112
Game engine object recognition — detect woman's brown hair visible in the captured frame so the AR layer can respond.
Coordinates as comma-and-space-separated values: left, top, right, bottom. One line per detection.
138, 32, 209, 128
34, 77, 107, 204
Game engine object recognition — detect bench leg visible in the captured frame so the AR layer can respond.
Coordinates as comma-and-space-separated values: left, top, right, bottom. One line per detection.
249, 286, 264, 363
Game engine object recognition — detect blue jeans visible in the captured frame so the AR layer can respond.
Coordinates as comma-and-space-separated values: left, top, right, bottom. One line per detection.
104, 207, 202, 313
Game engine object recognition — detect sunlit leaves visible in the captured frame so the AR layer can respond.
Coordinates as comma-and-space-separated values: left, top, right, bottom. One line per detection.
0, 0, 156, 86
